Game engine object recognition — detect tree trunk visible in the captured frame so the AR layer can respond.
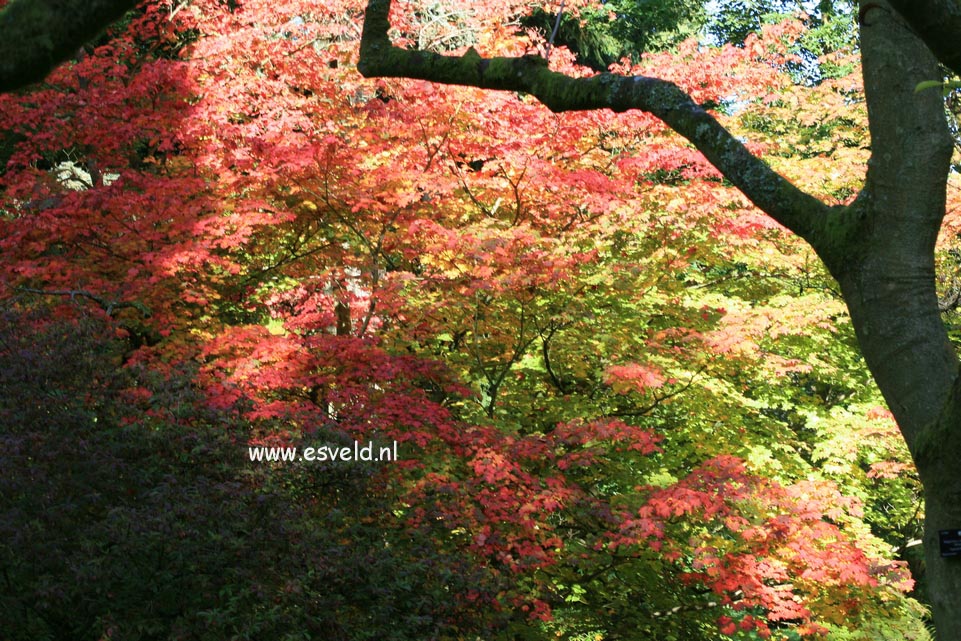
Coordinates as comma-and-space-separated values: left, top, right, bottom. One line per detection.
919, 418, 961, 640
837, 4, 961, 637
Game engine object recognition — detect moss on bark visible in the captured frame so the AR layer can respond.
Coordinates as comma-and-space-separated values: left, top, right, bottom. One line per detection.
0, 0, 138, 93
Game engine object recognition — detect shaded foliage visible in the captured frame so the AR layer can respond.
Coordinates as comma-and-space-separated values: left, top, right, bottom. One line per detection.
521, 0, 706, 69
0, 306, 502, 641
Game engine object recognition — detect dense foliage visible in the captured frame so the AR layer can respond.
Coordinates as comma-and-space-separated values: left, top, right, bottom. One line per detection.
0, 308, 507, 640
0, 0, 946, 639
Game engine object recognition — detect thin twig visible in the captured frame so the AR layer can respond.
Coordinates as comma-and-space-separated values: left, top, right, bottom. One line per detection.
545, 0, 566, 60
169, 0, 189, 20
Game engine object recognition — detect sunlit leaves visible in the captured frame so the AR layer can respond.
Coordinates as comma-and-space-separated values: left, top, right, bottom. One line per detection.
0, 1, 927, 639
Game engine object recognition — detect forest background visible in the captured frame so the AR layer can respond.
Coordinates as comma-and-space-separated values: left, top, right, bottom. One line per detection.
1, 0, 957, 639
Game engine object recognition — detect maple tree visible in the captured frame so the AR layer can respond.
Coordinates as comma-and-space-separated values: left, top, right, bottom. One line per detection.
354, 0, 961, 637
0, 0, 947, 639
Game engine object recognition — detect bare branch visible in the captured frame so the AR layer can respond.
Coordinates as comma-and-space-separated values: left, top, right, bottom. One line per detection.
940, 285, 961, 313
358, 0, 838, 251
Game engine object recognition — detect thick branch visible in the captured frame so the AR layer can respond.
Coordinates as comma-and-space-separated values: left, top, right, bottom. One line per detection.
0, 0, 139, 93
885, 0, 961, 79
359, 0, 836, 249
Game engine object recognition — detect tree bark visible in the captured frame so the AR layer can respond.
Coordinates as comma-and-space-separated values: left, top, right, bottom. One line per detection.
837, 1, 957, 448
917, 376, 961, 640
0, 0, 139, 93
884, 0, 961, 78
839, 7, 961, 634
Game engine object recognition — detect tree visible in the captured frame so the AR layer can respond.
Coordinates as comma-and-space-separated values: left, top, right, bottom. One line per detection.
353, 0, 961, 637
0, 0, 945, 638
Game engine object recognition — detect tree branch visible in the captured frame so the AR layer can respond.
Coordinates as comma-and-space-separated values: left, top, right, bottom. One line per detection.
0, 0, 139, 93
608, 364, 707, 418
16, 286, 151, 317
886, 0, 961, 79
939, 285, 961, 313
358, 0, 836, 249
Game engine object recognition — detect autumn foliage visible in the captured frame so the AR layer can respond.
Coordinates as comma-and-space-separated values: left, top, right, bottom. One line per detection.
0, 1, 933, 639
